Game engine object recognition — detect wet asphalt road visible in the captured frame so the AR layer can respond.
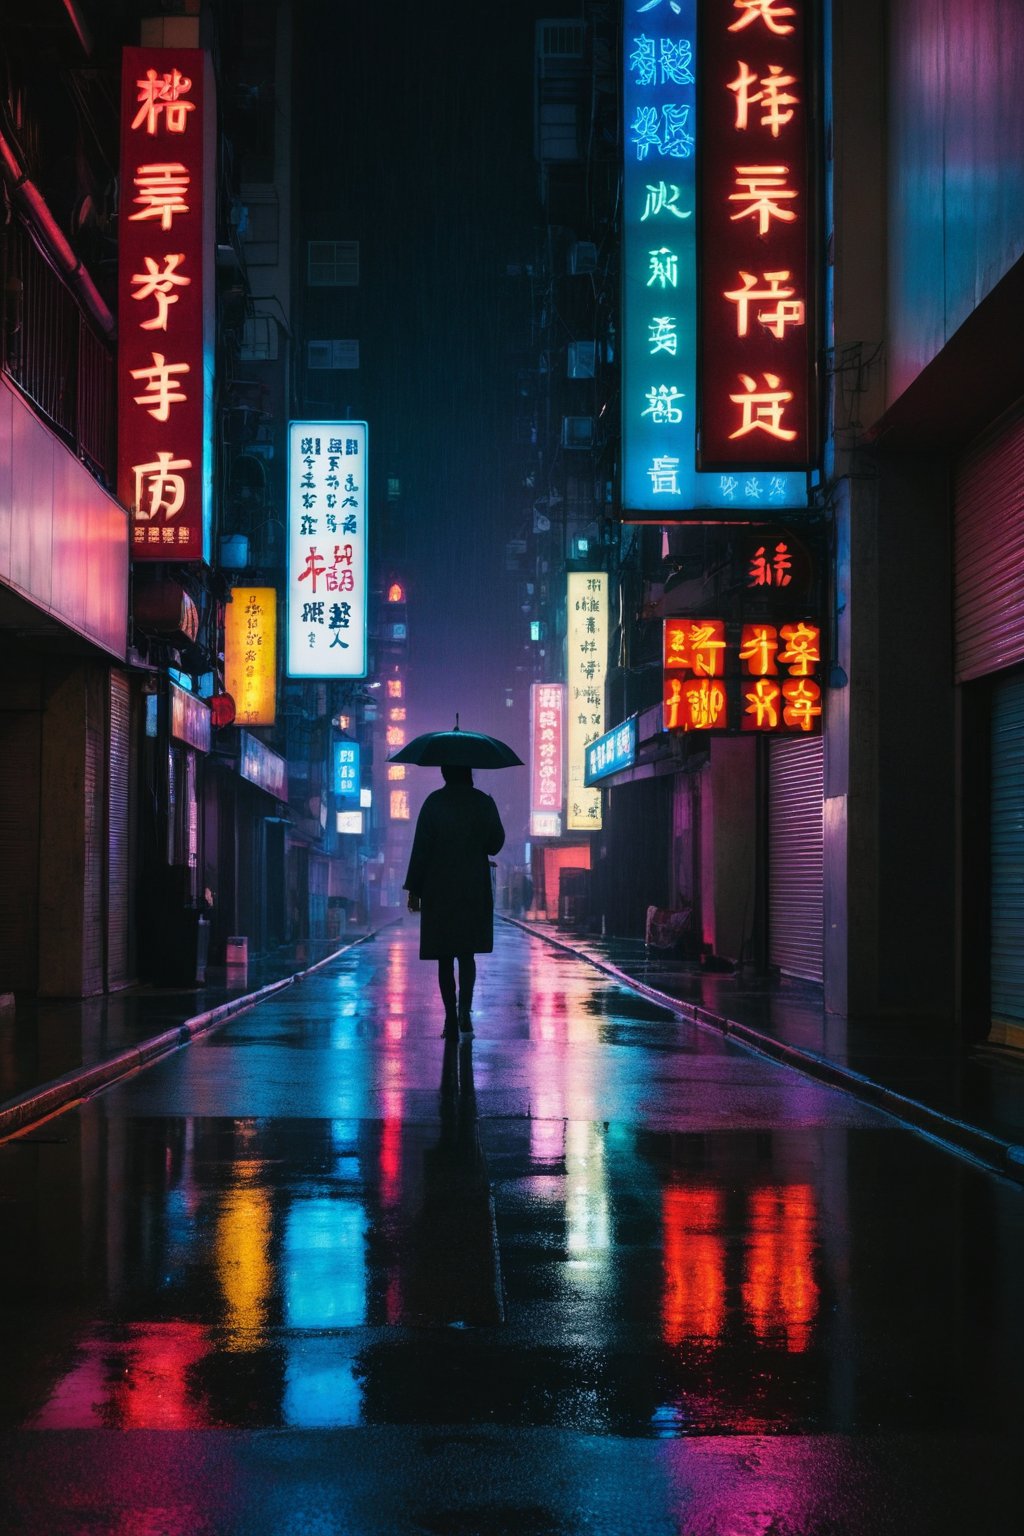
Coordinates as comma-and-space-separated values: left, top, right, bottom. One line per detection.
1, 921, 1023, 1535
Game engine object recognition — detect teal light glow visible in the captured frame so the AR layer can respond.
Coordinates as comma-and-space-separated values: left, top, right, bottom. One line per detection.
622, 0, 806, 513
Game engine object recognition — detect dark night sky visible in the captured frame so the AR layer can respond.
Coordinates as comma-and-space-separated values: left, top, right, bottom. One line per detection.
297, 0, 553, 842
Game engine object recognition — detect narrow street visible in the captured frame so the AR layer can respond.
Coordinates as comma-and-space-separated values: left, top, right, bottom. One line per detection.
1, 921, 1022, 1534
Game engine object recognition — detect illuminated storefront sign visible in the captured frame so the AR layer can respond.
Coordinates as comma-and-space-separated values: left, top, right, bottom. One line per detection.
584, 717, 638, 785
663, 615, 821, 733
225, 587, 276, 727
286, 421, 368, 678
567, 573, 607, 829
530, 683, 565, 838
169, 680, 211, 752
389, 789, 410, 822
239, 732, 287, 799
333, 741, 360, 800
336, 810, 364, 835
698, 0, 816, 468
622, 1, 805, 514
118, 47, 214, 561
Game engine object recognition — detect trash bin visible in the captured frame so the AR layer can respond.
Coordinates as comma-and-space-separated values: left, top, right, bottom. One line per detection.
226, 935, 248, 967
557, 867, 590, 929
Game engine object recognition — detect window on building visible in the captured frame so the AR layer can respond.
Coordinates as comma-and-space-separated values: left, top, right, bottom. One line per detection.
307, 239, 359, 286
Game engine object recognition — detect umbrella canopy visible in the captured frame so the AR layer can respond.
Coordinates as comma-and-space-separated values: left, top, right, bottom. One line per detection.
388, 725, 523, 769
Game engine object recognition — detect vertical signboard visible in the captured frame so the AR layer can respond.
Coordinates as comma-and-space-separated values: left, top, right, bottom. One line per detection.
567, 573, 607, 830
530, 683, 565, 838
622, 1, 805, 513
287, 421, 368, 678
119, 48, 214, 561
224, 587, 277, 727
698, 0, 816, 467
333, 741, 360, 799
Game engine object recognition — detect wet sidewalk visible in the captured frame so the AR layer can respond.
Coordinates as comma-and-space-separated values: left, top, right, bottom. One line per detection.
0, 927, 390, 1139
505, 916, 1024, 1181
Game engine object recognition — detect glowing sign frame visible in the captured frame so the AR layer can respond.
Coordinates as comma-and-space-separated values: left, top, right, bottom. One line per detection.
663, 615, 822, 734
286, 421, 368, 678
584, 717, 638, 785
118, 47, 215, 562
333, 740, 360, 800
567, 573, 607, 829
621, 0, 806, 514
697, 0, 817, 468
530, 683, 565, 838
224, 587, 277, 727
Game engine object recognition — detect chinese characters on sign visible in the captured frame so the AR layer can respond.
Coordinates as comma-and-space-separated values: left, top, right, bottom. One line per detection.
664, 614, 822, 733
567, 574, 608, 829
698, 0, 816, 467
622, 1, 805, 513
287, 422, 368, 678
118, 48, 214, 560
530, 683, 565, 838
333, 741, 360, 800
584, 717, 638, 785
224, 587, 276, 727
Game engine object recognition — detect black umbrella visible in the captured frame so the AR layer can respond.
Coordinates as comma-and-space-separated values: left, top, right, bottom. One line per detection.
389, 719, 523, 769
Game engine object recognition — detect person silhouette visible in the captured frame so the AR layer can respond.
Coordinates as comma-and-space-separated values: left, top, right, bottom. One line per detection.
404, 764, 505, 1036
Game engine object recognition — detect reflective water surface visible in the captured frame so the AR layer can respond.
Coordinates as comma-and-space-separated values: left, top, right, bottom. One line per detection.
2, 924, 1023, 1532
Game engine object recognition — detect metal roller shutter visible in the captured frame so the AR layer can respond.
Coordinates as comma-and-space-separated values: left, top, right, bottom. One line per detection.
768, 735, 824, 981
991, 671, 1024, 1038
954, 402, 1024, 682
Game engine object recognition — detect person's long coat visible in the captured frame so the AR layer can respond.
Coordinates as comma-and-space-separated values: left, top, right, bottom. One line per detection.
404, 784, 505, 958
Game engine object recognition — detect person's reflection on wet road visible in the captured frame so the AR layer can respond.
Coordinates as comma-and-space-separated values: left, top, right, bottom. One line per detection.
405, 1037, 504, 1327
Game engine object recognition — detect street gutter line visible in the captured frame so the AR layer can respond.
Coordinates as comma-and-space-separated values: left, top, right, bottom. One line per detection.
0, 926, 395, 1145
502, 917, 1024, 1187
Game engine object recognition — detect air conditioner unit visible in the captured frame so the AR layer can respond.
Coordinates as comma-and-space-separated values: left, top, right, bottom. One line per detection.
569, 241, 597, 274
562, 415, 594, 449
568, 340, 596, 378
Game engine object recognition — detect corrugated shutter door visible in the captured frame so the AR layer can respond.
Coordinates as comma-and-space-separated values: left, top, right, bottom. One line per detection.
107, 671, 131, 987
991, 671, 1024, 1030
954, 402, 1024, 682
768, 735, 824, 981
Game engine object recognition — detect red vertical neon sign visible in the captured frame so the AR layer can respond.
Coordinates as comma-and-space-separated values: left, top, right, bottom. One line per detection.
698, 0, 816, 469
118, 48, 214, 561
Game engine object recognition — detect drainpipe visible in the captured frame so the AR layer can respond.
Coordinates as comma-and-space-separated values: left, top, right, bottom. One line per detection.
0, 127, 115, 340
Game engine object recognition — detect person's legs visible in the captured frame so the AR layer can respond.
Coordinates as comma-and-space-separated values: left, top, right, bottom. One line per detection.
457, 954, 476, 1029
437, 956, 458, 1029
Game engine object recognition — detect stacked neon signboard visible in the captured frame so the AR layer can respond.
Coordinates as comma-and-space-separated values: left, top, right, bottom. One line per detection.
118, 48, 215, 560
662, 528, 821, 732
567, 574, 608, 830
622, 0, 809, 513
698, 0, 816, 468
286, 422, 368, 678
530, 683, 565, 838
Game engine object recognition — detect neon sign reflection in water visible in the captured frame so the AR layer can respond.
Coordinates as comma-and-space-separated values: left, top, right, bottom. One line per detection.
283, 1197, 367, 1330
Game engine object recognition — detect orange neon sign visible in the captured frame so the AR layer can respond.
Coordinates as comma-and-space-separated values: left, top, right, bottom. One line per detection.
665, 616, 822, 734
224, 587, 277, 727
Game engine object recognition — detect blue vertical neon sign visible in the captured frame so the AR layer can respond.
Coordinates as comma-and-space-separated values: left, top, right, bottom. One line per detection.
333, 741, 360, 800
622, 0, 807, 514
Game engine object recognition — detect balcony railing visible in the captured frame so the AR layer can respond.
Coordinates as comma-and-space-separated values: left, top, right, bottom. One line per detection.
1, 219, 116, 486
